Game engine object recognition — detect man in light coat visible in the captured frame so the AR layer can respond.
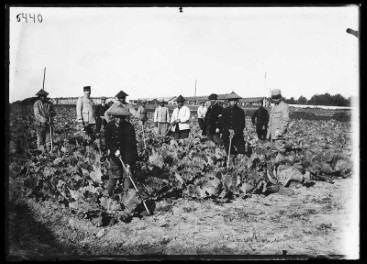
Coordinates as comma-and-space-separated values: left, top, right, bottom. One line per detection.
104, 90, 140, 122
153, 99, 170, 136
76, 86, 96, 138
170, 95, 191, 139
33, 89, 56, 151
197, 101, 207, 136
266, 89, 290, 159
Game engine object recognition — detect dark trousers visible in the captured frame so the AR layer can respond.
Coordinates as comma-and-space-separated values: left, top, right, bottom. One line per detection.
107, 158, 132, 195
173, 126, 190, 140
96, 118, 107, 132
222, 133, 248, 156
198, 118, 206, 135
256, 124, 267, 140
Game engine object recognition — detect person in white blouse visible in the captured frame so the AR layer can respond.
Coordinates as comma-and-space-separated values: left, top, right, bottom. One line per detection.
153, 99, 170, 136
170, 95, 191, 139
197, 101, 207, 136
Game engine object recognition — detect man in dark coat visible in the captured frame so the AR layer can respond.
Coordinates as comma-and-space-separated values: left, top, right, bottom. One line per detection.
251, 99, 269, 140
219, 94, 250, 156
94, 97, 109, 132
205, 93, 223, 144
103, 106, 138, 197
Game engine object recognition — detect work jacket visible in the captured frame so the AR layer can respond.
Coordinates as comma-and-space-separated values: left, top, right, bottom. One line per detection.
104, 101, 140, 122
219, 105, 246, 138
154, 106, 170, 123
170, 105, 191, 131
251, 106, 269, 127
197, 105, 208, 119
137, 106, 148, 121
205, 103, 223, 134
33, 99, 56, 126
104, 120, 138, 167
268, 101, 290, 140
76, 96, 96, 124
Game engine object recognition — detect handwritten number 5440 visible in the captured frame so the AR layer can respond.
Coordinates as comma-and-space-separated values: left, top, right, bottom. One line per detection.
16, 13, 43, 23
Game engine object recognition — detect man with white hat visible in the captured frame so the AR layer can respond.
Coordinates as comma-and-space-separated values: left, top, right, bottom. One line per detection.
103, 106, 138, 197
137, 100, 148, 126
170, 95, 191, 139
104, 90, 140, 122
76, 86, 96, 138
153, 98, 170, 136
266, 89, 290, 159
33, 89, 56, 151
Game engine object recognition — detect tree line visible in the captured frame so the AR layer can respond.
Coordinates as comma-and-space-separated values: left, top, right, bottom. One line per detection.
283, 93, 352, 106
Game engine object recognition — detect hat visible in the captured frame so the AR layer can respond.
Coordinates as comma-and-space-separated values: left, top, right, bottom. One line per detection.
36, 89, 49, 96
115, 90, 129, 98
176, 95, 185, 102
141, 99, 147, 104
100, 96, 107, 100
208, 93, 218, 100
109, 106, 132, 116
226, 92, 242, 100
271, 89, 282, 99
157, 98, 165, 103
83, 86, 91, 91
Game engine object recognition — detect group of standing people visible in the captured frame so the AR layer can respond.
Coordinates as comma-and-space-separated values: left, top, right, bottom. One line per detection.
32, 86, 289, 197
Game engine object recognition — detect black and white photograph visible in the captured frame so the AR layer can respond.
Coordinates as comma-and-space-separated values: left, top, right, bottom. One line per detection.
6, 5, 359, 260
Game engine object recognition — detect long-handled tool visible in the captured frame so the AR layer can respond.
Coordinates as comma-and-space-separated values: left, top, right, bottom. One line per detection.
164, 123, 175, 137
141, 121, 146, 150
227, 129, 235, 169
49, 116, 53, 151
118, 156, 150, 215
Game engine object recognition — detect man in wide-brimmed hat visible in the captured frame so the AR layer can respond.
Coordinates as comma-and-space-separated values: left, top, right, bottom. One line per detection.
219, 93, 250, 157
205, 93, 223, 144
137, 99, 148, 126
170, 95, 191, 139
266, 89, 290, 160
76, 86, 96, 138
33, 89, 56, 151
153, 98, 170, 136
103, 106, 138, 197
104, 90, 140, 122
95, 96, 109, 132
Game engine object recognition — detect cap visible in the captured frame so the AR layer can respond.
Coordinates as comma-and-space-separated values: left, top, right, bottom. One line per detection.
141, 99, 147, 103
83, 86, 91, 91
109, 106, 132, 116
208, 93, 218, 100
100, 96, 107, 100
226, 93, 242, 100
115, 90, 129, 98
271, 89, 282, 99
176, 95, 185, 102
157, 98, 165, 103
36, 89, 49, 96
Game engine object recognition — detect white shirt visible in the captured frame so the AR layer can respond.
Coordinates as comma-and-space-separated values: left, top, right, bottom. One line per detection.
197, 105, 208, 119
170, 105, 191, 131
154, 106, 170, 123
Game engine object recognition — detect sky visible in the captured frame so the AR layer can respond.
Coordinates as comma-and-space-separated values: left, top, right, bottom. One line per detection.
9, 6, 359, 102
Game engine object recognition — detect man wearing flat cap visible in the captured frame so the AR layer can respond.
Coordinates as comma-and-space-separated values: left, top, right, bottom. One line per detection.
170, 95, 191, 139
95, 97, 109, 132
154, 99, 170, 136
266, 89, 290, 159
205, 93, 223, 144
103, 106, 138, 197
219, 93, 249, 156
76, 86, 96, 138
137, 100, 148, 126
104, 90, 140, 122
33, 89, 56, 151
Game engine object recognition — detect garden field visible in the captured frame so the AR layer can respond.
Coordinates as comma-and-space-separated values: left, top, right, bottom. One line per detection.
6, 104, 358, 260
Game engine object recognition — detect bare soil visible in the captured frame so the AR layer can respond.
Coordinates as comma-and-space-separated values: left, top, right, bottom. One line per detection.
7, 175, 357, 260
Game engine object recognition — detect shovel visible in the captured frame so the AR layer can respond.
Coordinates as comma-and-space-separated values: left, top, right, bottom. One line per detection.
118, 156, 150, 215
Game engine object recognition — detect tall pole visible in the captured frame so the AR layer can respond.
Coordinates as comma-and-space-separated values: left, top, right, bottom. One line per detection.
42, 67, 46, 90
194, 79, 197, 98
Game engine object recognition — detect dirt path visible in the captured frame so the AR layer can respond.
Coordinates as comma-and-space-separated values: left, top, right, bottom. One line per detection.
7, 175, 358, 260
